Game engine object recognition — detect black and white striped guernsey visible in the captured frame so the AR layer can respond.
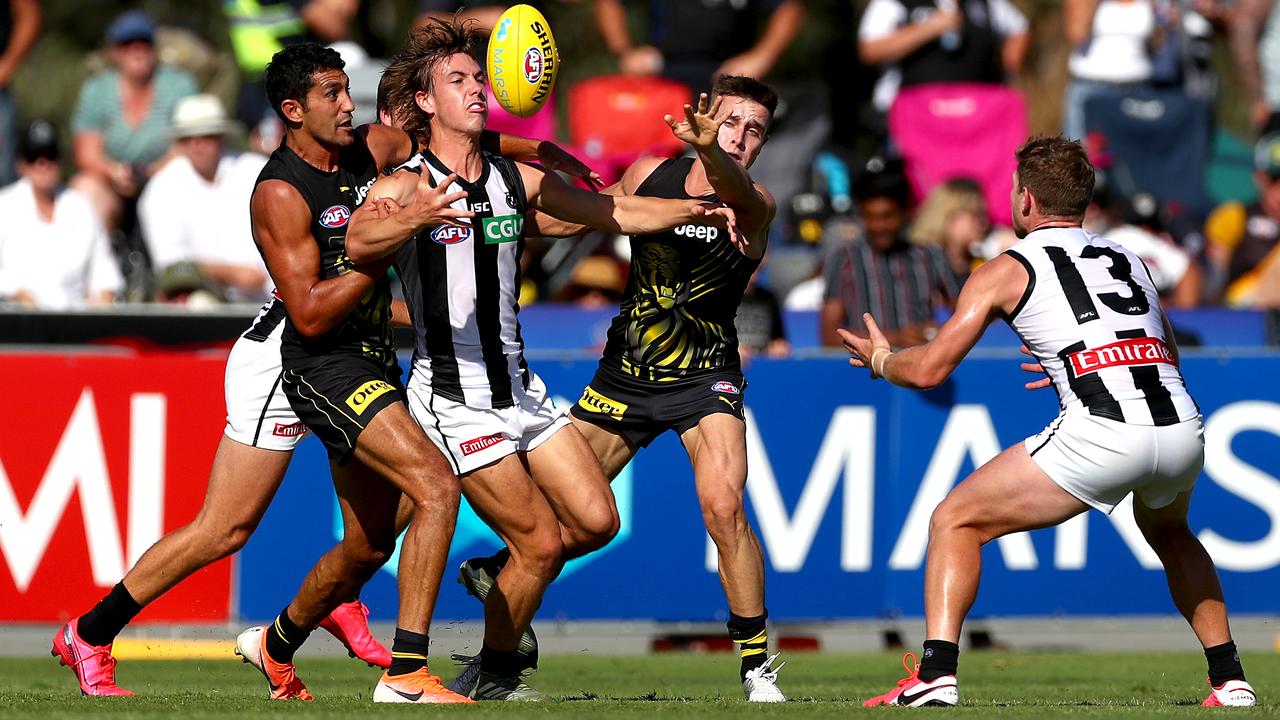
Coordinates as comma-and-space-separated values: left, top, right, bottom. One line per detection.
394, 149, 530, 409
1006, 227, 1199, 426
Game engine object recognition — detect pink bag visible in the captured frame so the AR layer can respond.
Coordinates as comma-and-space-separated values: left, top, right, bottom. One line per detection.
485, 93, 557, 141
888, 83, 1028, 225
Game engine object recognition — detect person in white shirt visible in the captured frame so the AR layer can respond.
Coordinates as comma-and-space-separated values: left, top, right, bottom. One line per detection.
0, 120, 121, 309
138, 94, 270, 303
1062, 0, 1155, 140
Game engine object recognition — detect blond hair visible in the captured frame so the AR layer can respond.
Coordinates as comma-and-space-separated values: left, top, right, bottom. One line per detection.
910, 178, 987, 247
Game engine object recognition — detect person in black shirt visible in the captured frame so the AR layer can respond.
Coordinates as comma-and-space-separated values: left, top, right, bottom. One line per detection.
595, 0, 805, 94
736, 264, 790, 362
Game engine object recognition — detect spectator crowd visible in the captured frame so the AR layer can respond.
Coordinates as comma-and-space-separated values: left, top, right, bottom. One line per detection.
0, 0, 1276, 353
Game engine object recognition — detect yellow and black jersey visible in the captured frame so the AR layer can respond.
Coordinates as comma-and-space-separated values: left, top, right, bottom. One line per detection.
258, 133, 395, 369
601, 157, 761, 381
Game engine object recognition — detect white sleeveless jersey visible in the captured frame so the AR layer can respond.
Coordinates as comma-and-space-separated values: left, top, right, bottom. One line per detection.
393, 149, 531, 410
1005, 227, 1199, 426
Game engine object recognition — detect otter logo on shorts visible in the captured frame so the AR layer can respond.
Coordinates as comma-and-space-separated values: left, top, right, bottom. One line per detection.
578, 386, 628, 420
346, 380, 394, 415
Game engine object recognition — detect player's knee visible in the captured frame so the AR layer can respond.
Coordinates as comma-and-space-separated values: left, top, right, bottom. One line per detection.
568, 504, 620, 555
191, 515, 258, 561
342, 535, 396, 571
219, 524, 256, 558
407, 473, 463, 514
515, 529, 564, 578
700, 493, 746, 541
929, 498, 971, 538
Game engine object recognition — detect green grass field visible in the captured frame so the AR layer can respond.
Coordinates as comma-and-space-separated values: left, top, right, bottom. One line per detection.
2, 652, 1272, 718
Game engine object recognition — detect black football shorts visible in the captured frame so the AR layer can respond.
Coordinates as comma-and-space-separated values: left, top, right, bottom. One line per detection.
281, 352, 405, 461
569, 365, 747, 448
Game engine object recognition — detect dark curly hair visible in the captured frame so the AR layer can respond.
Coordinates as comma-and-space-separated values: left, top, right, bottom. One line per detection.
383, 17, 484, 143
263, 43, 346, 123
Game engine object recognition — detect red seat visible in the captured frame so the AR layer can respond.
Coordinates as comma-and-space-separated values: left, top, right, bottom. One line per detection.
568, 75, 692, 184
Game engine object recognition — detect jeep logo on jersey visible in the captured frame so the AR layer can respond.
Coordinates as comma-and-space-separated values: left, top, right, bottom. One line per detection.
524, 47, 544, 84
711, 380, 740, 395
483, 214, 524, 244
320, 204, 351, 228
674, 224, 719, 241
431, 225, 472, 245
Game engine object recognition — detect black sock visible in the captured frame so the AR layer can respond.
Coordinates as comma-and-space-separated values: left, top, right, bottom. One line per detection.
479, 644, 525, 677
78, 582, 144, 647
727, 611, 769, 680
1205, 641, 1246, 686
389, 628, 430, 676
265, 607, 313, 664
918, 639, 960, 682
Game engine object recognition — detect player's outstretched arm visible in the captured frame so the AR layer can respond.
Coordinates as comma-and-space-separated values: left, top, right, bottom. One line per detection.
485, 132, 603, 190
525, 181, 626, 238
839, 254, 1028, 390
346, 170, 472, 264
521, 162, 738, 239
252, 180, 393, 339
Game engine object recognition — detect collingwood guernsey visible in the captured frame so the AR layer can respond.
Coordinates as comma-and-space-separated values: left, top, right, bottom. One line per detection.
395, 148, 530, 409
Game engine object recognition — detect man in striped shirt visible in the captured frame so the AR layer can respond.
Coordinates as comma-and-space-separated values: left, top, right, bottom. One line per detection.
820, 164, 961, 348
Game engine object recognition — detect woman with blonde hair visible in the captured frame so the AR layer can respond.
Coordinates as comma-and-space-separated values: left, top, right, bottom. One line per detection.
909, 177, 989, 280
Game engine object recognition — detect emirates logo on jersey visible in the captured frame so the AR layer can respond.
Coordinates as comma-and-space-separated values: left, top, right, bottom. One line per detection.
319, 204, 351, 228
1068, 337, 1175, 377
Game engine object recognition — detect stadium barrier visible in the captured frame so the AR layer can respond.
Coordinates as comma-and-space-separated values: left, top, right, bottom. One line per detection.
3, 348, 1277, 624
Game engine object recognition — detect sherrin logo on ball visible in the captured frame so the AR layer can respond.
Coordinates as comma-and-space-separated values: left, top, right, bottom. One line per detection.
487, 4, 559, 118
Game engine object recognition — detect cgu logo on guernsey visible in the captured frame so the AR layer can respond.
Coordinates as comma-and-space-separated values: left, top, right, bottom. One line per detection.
675, 224, 719, 242
431, 225, 472, 245
483, 214, 524, 244
319, 204, 351, 228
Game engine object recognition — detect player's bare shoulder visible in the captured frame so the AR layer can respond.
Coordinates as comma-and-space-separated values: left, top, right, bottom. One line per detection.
619, 155, 668, 195
359, 123, 414, 168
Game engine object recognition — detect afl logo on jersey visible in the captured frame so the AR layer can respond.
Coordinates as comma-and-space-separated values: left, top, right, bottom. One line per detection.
320, 204, 351, 228
431, 225, 472, 245
523, 47, 544, 84
711, 380, 740, 395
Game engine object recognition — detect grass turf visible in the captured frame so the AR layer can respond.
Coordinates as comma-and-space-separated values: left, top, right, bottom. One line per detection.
1, 652, 1272, 718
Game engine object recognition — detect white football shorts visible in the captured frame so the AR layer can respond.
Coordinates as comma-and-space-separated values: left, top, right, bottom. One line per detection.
405, 369, 569, 475
223, 317, 308, 452
1025, 410, 1204, 514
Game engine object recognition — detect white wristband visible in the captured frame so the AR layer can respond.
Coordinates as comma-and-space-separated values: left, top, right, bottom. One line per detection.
871, 347, 892, 378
